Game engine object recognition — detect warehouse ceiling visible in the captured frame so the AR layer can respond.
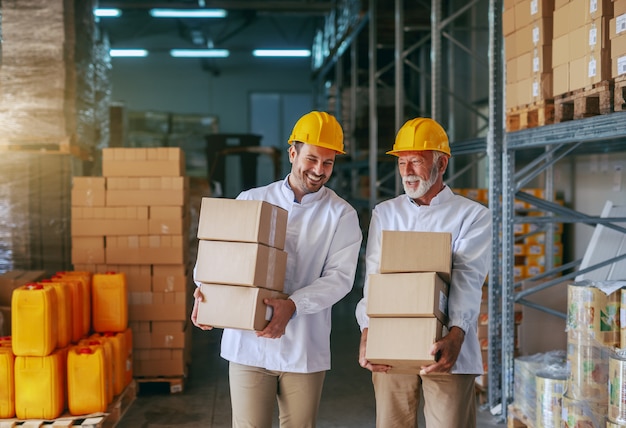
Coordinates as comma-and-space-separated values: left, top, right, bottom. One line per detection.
97, 0, 332, 71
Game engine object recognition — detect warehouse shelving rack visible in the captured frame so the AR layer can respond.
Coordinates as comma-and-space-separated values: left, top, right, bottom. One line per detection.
311, 0, 626, 421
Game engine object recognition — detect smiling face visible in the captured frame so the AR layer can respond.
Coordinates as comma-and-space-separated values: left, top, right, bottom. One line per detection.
287, 142, 336, 202
397, 150, 448, 204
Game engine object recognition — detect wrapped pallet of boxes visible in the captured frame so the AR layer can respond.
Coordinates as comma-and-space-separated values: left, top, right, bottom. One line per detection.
194, 198, 289, 331
365, 231, 451, 374
72, 147, 191, 379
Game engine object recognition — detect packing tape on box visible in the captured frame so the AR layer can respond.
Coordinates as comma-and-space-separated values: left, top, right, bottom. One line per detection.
270, 207, 278, 248
609, 351, 626, 425
268, 250, 276, 289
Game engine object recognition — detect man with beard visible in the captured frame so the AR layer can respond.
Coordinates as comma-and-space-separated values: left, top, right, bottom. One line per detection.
355, 117, 491, 428
191, 111, 362, 428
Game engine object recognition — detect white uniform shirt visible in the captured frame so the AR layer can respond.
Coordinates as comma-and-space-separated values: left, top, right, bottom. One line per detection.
355, 186, 491, 374
196, 176, 362, 373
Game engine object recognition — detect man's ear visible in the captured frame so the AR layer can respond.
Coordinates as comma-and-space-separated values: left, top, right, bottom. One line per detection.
439, 155, 449, 172
288, 145, 296, 163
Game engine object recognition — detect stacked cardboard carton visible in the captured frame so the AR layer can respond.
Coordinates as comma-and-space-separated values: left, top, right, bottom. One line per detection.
503, 0, 554, 110
194, 198, 290, 331
553, 0, 613, 95
365, 231, 451, 374
611, 0, 626, 78
72, 147, 192, 378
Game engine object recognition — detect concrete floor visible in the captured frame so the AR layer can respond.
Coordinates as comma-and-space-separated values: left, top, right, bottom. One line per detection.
117, 287, 505, 427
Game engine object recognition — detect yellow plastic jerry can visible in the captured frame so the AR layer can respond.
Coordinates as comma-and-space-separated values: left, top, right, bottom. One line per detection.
0, 346, 15, 418
67, 345, 108, 415
92, 272, 128, 333
14, 348, 66, 420
11, 283, 58, 357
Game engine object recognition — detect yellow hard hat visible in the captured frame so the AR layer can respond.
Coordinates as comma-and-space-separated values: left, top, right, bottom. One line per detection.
288, 111, 345, 154
386, 117, 451, 156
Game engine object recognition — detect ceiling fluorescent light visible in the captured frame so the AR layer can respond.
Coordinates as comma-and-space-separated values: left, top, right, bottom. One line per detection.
150, 9, 227, 18
253, 49, 311, 58
170, 49, 230, 58
94, 8, 122, 17
110, 49, 148, 58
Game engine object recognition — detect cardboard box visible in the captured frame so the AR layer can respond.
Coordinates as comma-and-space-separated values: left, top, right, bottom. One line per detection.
71, 236, 106, 264
102, 147, 185, 177
129, 291, 189, 321
553, 3, 570, 39
71, 177, 106, 207
197, 283, 288, 331
503, 7, 516, 36
379, 231, 452, 282
106, 235, 186, 265
366, 272, 449, 324
133, 321, 187, 348
133, 349, 187, 377
72, 218, 150, 236
152, 265, 188, 293
197, 198, 288, 250
615, 0, 626, 17
0, 270, 47, 306
366, 317, 443, 374
149, 206, 189, 235
529, 0, 554, 19
514, 1, 532, 30
195, 240, 287, 291
553, 62, 570, 95
552, 34, 569, 67
611, 32, 626, 76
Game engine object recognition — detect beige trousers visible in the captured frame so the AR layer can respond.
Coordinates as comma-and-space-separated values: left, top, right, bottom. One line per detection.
372, 372, 477, 428
229, 362, 326, 428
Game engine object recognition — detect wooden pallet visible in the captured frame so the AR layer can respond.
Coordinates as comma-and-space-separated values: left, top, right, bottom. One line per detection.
507, 404, 534, 428
0, 380, 136, 428
506, 99, 555, 132
0, 138, 94, 161
614, 75, 626, 112
135, 375, 185, 394
554, 80, 614, 122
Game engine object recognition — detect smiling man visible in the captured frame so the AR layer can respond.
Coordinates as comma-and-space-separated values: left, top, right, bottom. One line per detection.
192, 111, 363, 428
355, 117, 492, 428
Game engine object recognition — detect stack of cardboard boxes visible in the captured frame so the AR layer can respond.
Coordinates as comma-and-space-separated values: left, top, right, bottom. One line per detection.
365, 231, 451, 374
553, 0, 613, 95
72, 147, 192, 379
611, 1, 626, 79
503, 0, 554, 110
194, 198, 289, 331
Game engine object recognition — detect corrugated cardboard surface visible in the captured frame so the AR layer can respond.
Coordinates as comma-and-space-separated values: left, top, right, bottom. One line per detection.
195, 240, 287, 291
379, 231, 452, 282
366, 272, 449, 324
366, 317, 443, 374
197, 283, 288, 331
197, 198, 288, 250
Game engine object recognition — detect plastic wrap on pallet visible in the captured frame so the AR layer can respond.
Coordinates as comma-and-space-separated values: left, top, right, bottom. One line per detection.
0, 153, 77, 274
0, 0, 109, 152
535, 363, 568, 428
561, 393, 607, 428
609, 349, 626, 426
566, 281, 624, 347
513, 350, 567, 424
564, 281, 626, 405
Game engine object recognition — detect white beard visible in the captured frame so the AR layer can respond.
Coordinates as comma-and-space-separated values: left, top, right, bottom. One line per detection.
402, 163, 439, 199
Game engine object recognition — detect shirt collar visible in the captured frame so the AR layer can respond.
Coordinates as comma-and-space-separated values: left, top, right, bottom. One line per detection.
281, 174, 326, 204
406, 184, 452, 206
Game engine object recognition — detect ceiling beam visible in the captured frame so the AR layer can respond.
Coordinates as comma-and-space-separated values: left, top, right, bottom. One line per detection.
99, 2, 333, 14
